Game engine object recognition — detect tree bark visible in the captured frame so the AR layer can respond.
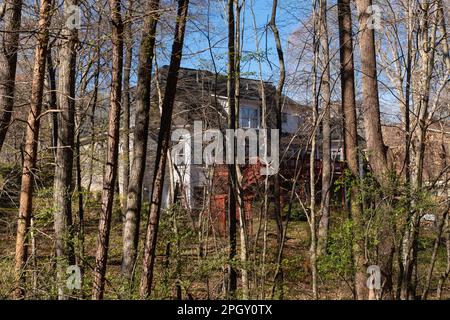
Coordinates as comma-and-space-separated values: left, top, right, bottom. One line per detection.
354, 0, 389, 183
139, 0, 190, 298
268, 0, 286, 299
233, 0, 249, 300
121, 0, 160, 280
355, 0, 393, 299
121, 0, 133, 220
337, 0, 366, 300
225, 0, 238, 299
13, 0, 51, 299
317, 0, 331, 257
53, 0, 78, 300
92, 0, 124, 299
0, 0, 22, 153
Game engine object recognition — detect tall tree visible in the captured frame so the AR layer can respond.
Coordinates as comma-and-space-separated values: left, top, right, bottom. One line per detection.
121, 0, 160, 280
337, 0, 366, 299
354, 0, 389, 182
309, 0, 319, 299
92, 0, 124, 299
268, 0, 285, 298
355, 0, 393, 299
225, 0, 238, 298
317, 0, 331, 256
13, 0, 52, 299
0, 0, 23, 152
139, 0, 190, 298
121, 0, 133, 219
53, 0, 79, 300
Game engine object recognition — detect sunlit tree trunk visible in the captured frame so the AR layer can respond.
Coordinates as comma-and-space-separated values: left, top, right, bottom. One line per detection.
337, 0, 366, 300
13, 0, 51, 299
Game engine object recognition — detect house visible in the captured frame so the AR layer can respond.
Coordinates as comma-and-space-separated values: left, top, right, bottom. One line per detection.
82, 67, 346, 229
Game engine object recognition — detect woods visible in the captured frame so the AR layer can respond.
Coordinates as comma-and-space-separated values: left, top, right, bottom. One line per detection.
0, 0, 449, 300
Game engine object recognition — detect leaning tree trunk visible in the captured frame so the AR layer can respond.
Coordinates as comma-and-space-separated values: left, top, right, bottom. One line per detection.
317, 0, 331, 257
13, 0, 51, 299
0, 0, 23, 153
92, 0, 123, 300
139, 0, 190, 299
337, 0, 366, 300
53, 0, 78, 300
121, 0, 160, 280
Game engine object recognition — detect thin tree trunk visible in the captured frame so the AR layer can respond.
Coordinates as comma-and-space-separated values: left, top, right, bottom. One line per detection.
121, 0, 160, 280
139, 0, 190, 298
337, 0, 366, 300
233, 0, 249, 300
13, 0, 51, 299
268, 0, 286, 299
401, 0, 438, 299
92, 0, 123, 299
224, 0, 238, 299
317, 0, 331, 257
121, 0, 133, 219
46, 50, 58, 155
53, 0, 79, 300
0, 0, 23, 153
309, 0, 319, 299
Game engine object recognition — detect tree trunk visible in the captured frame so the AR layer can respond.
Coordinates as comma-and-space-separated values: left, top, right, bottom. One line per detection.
46, 50, 58, 155
0, 0, 22, 153
225, 0, 238, 299
317, 0, 331, 257
121, 0, 133, 220
233, 0, 249, 300
53, 0, 78, 300
337, 0, 366, 300
13, 0, 51, 299
268, 0, 286, 299
139, 0, 190, 298
92, 0, 123, 299
354, 0, 389, 183
309, 0, 319, 299
121, 0, 160, 280
355, 0, 392, 299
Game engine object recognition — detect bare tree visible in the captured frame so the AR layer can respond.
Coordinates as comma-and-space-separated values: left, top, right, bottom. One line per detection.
0, 0, 23, 152
13, 0, 52, 299
337, 0, 366, 300
53, 0, 79, 300
139, 0, 190, 298
224, 0, 238, 298
317, 0, 331, 257
92, 0, 124, 299
121, 0, 133, 218
121, 0, 160, 280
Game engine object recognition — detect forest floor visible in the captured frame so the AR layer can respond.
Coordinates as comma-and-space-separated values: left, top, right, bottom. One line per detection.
0, 195, 449, 299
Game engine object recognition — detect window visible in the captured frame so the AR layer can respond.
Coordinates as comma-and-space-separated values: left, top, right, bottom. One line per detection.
239, 106, 259, 128
282, 112, 288, 124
